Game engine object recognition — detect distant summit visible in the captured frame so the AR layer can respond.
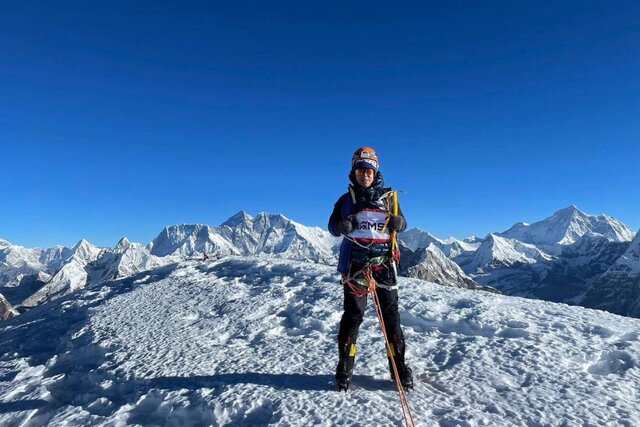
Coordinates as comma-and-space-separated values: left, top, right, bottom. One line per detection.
468, 234, 553, 270
221, 210, 254, 227
148, 212, 339, 264
499, 205, 634, 250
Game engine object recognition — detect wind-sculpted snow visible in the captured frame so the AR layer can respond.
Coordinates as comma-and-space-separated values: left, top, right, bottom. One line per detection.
1, 257, 639, 425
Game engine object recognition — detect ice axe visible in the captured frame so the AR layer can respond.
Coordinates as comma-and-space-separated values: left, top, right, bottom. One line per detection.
390, 190, 400, 282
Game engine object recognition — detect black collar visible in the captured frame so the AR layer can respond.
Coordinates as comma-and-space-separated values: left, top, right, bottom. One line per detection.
348, 171, 386, 203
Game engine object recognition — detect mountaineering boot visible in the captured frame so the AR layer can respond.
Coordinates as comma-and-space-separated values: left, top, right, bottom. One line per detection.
387, 340, 414, 389
336, 364, 352, 392
336, 338, 357, 391
393, 361, 414, 390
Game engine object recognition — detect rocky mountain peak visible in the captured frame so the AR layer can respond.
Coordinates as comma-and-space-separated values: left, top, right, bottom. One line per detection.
221, 210, 254, 227
115, 237, 132, 252
553, 204, 581, 217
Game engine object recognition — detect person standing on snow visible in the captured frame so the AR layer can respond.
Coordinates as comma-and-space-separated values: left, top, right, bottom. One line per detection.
328, 147, 413, 391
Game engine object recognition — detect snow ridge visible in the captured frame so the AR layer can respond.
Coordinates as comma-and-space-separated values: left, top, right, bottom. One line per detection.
149, 211, 339, 264
399, 229, 481, 259
400, 243, 489, 291
0, 292, 18, 320
467, 234, 554, 271
1, 257, 638, 425
583, 231, 640, 317
499, 205, 634, 249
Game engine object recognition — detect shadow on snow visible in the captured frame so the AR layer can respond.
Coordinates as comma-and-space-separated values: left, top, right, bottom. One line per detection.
148, 372, 394, 392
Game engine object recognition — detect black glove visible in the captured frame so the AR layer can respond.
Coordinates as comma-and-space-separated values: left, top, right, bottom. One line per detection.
387, 215, 405, 232
337, 216, 357, 235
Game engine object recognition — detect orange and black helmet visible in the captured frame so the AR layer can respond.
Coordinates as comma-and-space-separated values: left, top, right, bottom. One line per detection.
351, 147, 379, 172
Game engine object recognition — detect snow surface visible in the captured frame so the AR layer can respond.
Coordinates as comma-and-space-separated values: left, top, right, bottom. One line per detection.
1, 257, 639, 426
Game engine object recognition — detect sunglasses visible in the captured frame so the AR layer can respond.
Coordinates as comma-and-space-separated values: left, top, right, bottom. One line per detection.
355, 168, 375, 177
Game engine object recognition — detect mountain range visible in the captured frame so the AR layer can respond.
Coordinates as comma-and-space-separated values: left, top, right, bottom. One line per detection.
455, 206, 637, 308
1, 205, 638, 319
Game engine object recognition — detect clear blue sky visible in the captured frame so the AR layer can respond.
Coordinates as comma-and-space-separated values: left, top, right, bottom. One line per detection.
1, 1, 638, 248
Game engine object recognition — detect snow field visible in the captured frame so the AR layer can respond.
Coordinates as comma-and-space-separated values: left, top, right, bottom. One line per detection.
1, 256, 639, 426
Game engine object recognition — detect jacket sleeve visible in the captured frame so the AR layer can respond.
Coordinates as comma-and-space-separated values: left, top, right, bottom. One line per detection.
328, 195, 346, 237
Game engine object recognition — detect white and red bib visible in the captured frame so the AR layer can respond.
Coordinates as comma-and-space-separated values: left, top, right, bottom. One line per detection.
347, 209, 391, 243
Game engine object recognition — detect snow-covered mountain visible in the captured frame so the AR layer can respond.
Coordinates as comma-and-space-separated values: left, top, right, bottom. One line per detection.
536, 233, 633, 304
0, 271, 52, 308
398, 228, 441, 251
583, 231, 640, 317
2, 206, 639, 319
88, 238, 170, 284
1, 212, 341, 312
71, 238, 103, 264
463, 234, 554, 271
0, 292, 18, 320
149, 211, 340, 264
451, 207, 639, 315
0, 239, 85, 309
499, 205, 634, 252
456, 234, 555, 297
600, 230, 640, 278
1, 257, 638, 425
14, 237, 172, 309
0, 239, 67, 285
19, 239, 103, 308
397, 230, 485, 289
148, 224, 240, 258
399, 229, 481, 259
400, 243, 496, 292
0, 238, 100, 293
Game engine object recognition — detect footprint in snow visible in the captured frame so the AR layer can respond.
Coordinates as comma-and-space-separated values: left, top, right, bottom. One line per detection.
497, 320, 530, 339
452, 299, 476, 309
587, 350, 635, 376
614, 332, 639, 349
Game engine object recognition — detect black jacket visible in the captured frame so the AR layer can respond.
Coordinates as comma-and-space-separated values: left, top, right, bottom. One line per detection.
328, 172, 406, 272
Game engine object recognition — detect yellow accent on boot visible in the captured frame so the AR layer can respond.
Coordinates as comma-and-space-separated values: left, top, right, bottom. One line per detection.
349, 343, 357, 357
387, 343, 396, 357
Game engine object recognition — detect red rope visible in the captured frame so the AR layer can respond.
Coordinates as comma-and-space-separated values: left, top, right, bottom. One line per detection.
342, 266, 416, 427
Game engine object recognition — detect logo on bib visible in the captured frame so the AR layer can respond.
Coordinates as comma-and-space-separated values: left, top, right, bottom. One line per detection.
358, 220, 386, 232
347, 209, 391, 243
